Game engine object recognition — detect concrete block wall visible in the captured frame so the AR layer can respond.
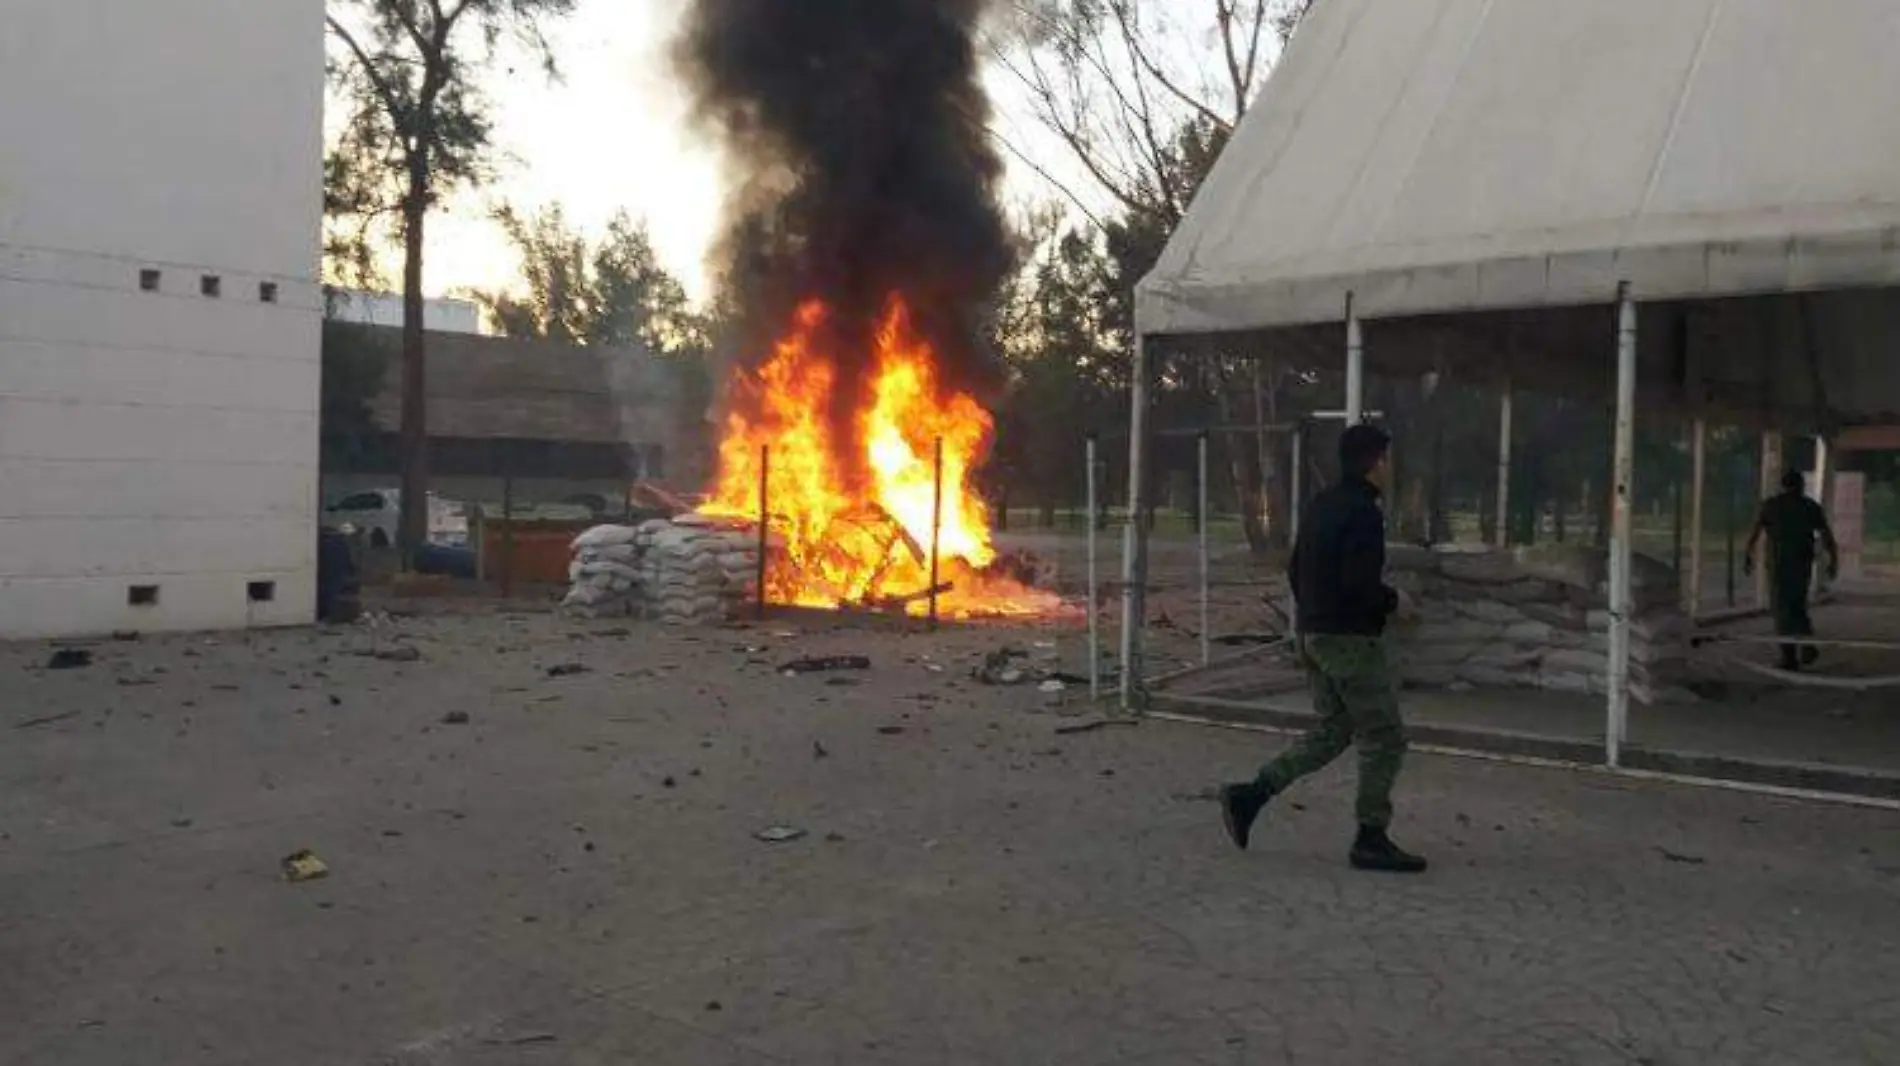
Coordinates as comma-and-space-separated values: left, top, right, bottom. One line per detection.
0, 0, 325, 639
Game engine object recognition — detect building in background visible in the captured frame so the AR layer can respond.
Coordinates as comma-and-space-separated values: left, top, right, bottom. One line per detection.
0, 0, 325, 638
320, 324, 704, 514
326, 290, 486, 335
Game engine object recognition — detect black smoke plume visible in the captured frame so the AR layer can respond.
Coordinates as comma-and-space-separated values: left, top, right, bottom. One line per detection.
678, 0, 1013, 463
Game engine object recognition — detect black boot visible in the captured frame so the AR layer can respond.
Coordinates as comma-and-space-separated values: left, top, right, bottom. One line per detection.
1218, 782, 1273, 851
1780, 645, 1801, 672
1800, 644, 1820, 667
1349, 825, 1428, 873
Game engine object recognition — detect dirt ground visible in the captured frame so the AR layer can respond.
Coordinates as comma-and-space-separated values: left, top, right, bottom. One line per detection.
5, 600, 1900, 1065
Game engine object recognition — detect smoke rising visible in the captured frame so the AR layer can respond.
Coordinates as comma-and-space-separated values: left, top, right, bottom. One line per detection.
677, 0, 1013, 466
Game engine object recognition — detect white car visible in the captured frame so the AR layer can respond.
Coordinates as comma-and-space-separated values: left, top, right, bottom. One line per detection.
324, 490, 468, 548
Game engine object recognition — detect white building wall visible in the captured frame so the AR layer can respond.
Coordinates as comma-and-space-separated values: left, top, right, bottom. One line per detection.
0, 0, 326, 639
328, 290, 486, 335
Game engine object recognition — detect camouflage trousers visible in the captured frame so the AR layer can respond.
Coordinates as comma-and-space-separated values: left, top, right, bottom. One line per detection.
1255, 634, 1408, 828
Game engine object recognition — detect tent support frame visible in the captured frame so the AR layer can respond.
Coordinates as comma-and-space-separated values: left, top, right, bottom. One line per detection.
1607, 284, 1638, 767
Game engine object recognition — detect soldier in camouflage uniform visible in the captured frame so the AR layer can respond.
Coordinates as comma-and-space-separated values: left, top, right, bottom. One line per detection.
1745, 469, 1839, 671
1218, 424, 1426, 873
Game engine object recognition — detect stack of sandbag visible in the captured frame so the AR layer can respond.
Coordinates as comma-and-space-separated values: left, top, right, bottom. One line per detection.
1385, 543, 1695, 705
561, 525, 642, 617
631, 513, 764, 626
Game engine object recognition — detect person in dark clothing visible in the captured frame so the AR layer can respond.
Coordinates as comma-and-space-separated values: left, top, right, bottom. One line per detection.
1218, 424, 1426, 873
1744, 470, 1839, 670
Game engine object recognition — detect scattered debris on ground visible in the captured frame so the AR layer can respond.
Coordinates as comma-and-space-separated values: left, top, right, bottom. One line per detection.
483, 1033, 558, 1047
754, 825, 808, 844
1657, 847, 1707, 865
357, 646, 421, 663
781, 655, 871, 675
15, 710, 81, 730
46, 649, 93, 671
1054, 717, 1137, 736
441, 711, 471, 725
975, 647, 1030, 685
281, 850, 329, 883
546, 662, 590, 677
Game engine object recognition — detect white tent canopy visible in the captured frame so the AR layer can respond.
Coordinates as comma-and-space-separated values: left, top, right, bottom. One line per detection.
1136, 0, 1900, 425
1121, 0, 1900, 764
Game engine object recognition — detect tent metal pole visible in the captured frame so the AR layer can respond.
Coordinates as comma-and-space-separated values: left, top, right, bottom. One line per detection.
1608, 284, 1638, 768
1345, 294, 1365, 425
1688, 418, 1707, 620
1198, 432, 1211, 666
1496, 383, 1513, 547
1086, 434, 1100, 701
1120, 334, 1151, 712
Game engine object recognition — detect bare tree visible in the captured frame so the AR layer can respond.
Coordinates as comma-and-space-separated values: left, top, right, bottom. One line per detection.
992, 0, 1317, 551
325, 0, 576, 559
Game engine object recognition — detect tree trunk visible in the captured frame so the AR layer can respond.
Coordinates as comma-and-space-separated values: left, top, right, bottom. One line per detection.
1253, 359, 1289, 550
397, 179, 430, 567
1218, 365, 1270, 554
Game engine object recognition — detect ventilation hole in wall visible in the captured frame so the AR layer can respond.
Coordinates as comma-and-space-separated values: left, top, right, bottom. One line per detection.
258, 281, 280, 304
247, 581, 277, 604
139, 268, 162, 292
128, 585, 160, 608
200, 274, 222, 298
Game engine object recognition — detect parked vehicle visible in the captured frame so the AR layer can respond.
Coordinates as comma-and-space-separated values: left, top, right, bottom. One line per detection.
323, 490, 468, 548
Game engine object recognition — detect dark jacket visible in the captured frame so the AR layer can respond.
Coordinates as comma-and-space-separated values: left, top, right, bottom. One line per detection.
1287, 477, 1398, 636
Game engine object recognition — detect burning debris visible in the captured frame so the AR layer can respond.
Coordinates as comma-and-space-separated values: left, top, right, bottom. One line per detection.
678, 0, 1059, 620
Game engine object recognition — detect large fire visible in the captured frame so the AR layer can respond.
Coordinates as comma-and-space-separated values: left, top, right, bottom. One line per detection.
705, 296, 1058, 618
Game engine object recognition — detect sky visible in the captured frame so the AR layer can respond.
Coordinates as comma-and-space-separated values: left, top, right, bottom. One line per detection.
414, 0, 1086, 306
422, 1, 722, 302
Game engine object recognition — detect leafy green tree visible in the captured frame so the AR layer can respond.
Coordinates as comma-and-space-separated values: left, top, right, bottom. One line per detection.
476, 204, 717, 484
994, 2, 1318, 551
477, 206, 706, 355
325, 0, 577, 558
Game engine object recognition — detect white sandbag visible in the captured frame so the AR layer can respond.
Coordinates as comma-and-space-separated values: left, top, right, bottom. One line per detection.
562, 583, 610, 607
1500, 620, 1555, 646
583, 543, 639, 563
572, 524, 639, 550
1537, 670, 1595, 694
1521, 602, 1589, 630
1410, 620, 1503, 645
1464, 646, 1544, 671
1513, 544, 1604, 591
1543, 648, 1608, 674
1458, 665, 1530, 689
573, 560, 640, 581
1451, 599, 1529, 626
1395, 641, 1486, 667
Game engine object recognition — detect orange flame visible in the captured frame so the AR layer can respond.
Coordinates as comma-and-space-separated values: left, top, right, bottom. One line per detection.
706, 296, 1056, 618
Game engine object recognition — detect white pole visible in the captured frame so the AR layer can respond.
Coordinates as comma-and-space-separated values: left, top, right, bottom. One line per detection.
1607, 284, 1638, 768
1198, 432, 1211, 666
1688, 417, 1707, 619
1496, 383, 1513, 547
1345, 294, 1365, 425
1120, 335, 1150, 712
1086, 435, 1100, 701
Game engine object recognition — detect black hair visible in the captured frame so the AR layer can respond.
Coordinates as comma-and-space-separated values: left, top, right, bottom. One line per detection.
1781, 469, 1805, 492
1339, 424, 1392, 480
